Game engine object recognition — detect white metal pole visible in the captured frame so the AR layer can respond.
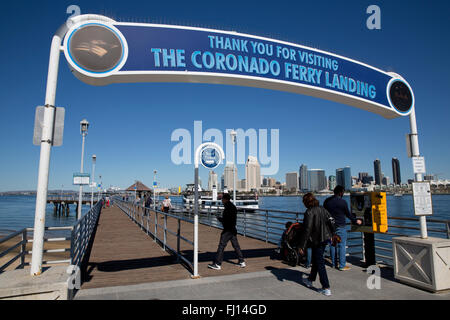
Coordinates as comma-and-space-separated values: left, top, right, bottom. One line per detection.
233, 140, 236, 203
77, 133, 86, 219
30, 26, 66, 276
194, 166, 199, 278
91, 158, 96, 207
409, 107, 427, 239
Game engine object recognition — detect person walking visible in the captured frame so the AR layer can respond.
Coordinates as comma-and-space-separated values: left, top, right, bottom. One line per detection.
161, 195, 172, 213
324, 185, 362, 271
144, 195, 153, 216
298, 193, 333, 296
208, 193, 246, 270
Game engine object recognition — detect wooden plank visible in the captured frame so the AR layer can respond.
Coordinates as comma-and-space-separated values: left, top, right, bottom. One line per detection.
82, 205, 288, 289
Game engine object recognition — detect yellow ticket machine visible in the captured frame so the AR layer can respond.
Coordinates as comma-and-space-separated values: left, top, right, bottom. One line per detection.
350, 192, 388, 233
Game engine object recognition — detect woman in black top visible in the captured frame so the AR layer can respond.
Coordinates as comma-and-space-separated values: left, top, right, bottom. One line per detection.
298, 193, 332, 296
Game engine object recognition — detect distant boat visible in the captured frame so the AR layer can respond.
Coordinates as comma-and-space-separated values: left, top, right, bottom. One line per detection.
394, 193, 403, 197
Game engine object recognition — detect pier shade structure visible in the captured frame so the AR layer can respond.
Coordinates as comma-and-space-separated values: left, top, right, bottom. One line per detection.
29, 14, 443, 290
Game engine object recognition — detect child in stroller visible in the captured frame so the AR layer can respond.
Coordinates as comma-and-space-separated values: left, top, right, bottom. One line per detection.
277, 221, 309, 267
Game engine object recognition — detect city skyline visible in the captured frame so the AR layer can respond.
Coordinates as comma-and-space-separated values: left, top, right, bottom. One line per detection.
1, 1, 450, 192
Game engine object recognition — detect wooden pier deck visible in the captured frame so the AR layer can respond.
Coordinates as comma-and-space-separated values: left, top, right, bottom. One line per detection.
81, 205, 287, 289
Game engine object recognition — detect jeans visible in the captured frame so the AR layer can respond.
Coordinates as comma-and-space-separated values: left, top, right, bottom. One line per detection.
308, 242, 330, 289
214, 230, 244, 265
305, 248, 312, 268
330, 226, 348, 269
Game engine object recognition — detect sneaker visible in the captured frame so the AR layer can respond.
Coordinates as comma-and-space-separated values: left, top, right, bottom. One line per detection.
338, 266, 351, 271
303, 278, 313, 288
320, 288, 332, 296
208, 263, 221, 270
239, 261, 246, 268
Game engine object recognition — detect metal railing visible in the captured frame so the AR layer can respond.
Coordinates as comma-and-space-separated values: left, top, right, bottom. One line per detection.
115, 199, 194, 272
173, 203, 449, 266
70, 201, 103, 267
0, 200, 103, 273
0, 226, 72, 273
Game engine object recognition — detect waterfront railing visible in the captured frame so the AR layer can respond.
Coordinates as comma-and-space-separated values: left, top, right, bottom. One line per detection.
173, 203, 450, 267
115, 199, 194, 272
0, 200, 102, 273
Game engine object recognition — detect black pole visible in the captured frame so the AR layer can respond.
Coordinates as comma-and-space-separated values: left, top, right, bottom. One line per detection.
363, 232, 376, 267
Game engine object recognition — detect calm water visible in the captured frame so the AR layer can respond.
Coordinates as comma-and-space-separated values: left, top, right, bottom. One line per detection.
0, 195, 92, 236
1, 194, 449, 238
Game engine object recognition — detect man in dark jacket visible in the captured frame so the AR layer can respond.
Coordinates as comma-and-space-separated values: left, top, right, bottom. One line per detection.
208, 193, 246, 270
324, 185, 362, 270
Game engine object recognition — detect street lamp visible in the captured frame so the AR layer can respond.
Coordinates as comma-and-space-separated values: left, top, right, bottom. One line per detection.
230, 130, 237, 203
91, 154, 96, 207
98, 174, 102, 201
77, 118, 89, 219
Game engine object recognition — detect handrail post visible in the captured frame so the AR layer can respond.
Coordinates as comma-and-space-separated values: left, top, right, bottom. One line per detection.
21, 229, 27, 269
177, 219, 181, 262
265, 210, 269, 243
208, 207, 211, 227
243, 209, 247, 237
146, 209, 149, 235
154, 211, 158, 242
446, 222, 450, 239
163, 214, 167, 251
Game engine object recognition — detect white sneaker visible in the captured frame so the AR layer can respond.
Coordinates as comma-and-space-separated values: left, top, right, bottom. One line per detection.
320, 288, 332, 296
208, 263, 221, 270
303, 278, 313, 288
239, 261, 246, 268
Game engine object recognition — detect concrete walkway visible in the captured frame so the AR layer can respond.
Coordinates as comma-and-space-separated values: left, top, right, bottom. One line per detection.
74, 263, 450, 300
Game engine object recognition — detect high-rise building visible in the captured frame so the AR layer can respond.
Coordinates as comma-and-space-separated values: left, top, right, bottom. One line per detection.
308, 169, 326, 192
220, 174, 225, 191
268, 177, 276, 187
286, 172, 299, 191
358, 172, 369, 182
245, 156, 261, 191
336, 166, 352, 190
299, 164, 309, 191
362, 175, 374, 184
207, 171, 218, 191
374, 159, 382, 185
239, 179, 247, 191
262, 177, 268, 186
382, 176, 389, 186
328, 175, 336, 191
223, 162, 238, 190
392, 158, 401, 185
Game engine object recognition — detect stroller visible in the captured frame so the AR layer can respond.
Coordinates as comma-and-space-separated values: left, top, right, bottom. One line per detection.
279, 222, 307, 267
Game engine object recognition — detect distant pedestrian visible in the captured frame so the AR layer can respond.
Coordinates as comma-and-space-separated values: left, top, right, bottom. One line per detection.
145, 195, 153, 207
161, 196, 172, 213
144, 196, 153, 216
208, 193, 246, 270
324, 185, 362, 271
298, 193, 333, 296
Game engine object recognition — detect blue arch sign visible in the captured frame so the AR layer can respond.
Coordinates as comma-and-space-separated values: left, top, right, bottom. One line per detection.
63, 17, 414, 119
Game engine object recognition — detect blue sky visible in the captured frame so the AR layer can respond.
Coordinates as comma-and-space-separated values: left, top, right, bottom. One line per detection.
0, 0, 449, 191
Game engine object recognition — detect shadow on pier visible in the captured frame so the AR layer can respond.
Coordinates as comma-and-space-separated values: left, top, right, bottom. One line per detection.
80, 205, 289, 289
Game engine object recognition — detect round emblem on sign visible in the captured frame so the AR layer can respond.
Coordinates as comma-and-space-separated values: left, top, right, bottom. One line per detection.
388, 79, 413, 114
201, 147, 221, 169
65, 23, 127, 76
